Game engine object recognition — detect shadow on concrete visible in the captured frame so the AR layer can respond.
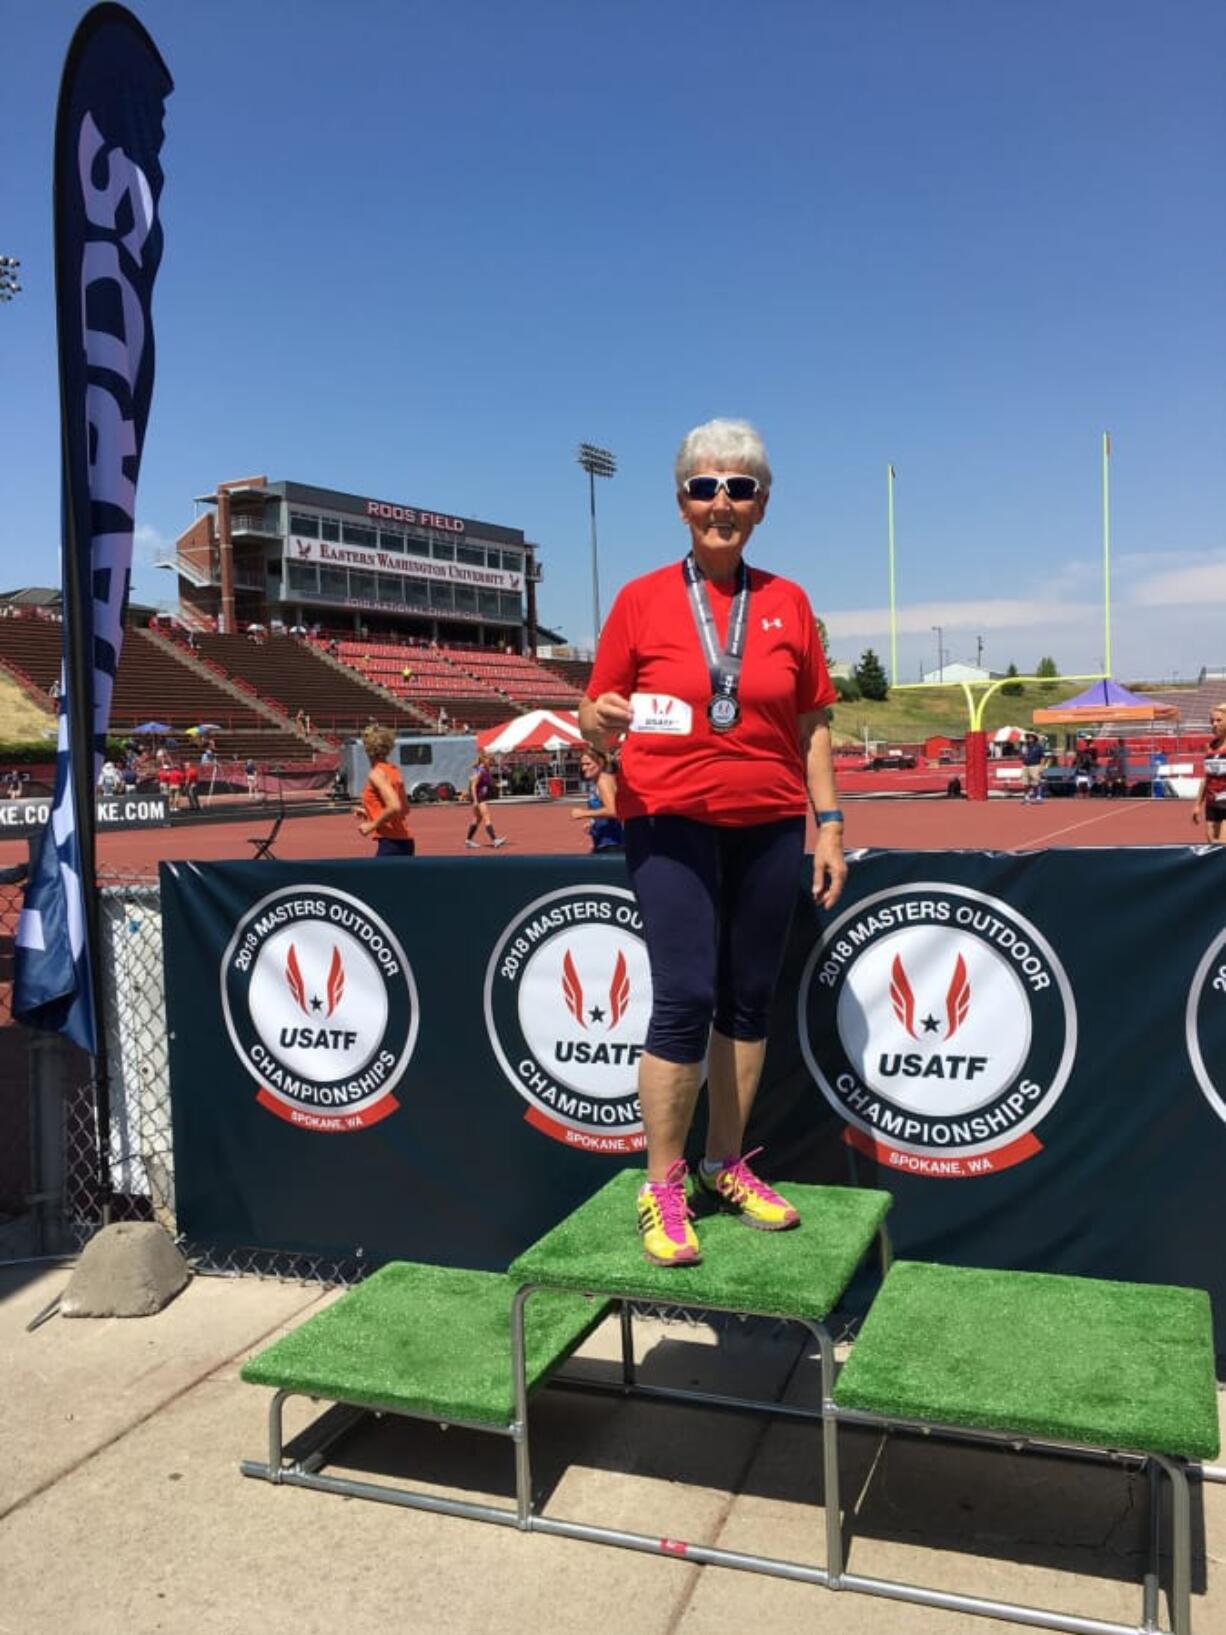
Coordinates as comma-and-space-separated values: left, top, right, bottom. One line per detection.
269, 1320, 1209, 1599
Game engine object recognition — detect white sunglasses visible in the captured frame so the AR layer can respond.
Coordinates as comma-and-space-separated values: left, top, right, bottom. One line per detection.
681, 474, 762, 502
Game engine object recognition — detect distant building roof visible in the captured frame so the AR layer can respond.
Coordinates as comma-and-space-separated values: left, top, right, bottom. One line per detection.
0, 587, 62, 607
0, 587, 158, 622
920, 662, 1004, 684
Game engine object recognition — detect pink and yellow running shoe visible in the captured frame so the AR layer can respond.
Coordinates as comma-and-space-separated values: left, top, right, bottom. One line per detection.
637, 1160, 701, 1266
696, 1148, 799, 1231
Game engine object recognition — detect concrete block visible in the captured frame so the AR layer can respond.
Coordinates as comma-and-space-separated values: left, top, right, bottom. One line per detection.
60, 1222, 189, 1318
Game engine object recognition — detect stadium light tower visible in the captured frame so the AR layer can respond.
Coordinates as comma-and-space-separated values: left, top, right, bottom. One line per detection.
932, 625, 944, 683
577, 442, 616, 643
0, 256, 22, 304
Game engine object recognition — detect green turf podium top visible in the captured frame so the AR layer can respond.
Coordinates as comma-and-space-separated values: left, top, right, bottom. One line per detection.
241, 1262, 610, 1429
834, 1261, 1221, 1462
509, 1171, 891, 1321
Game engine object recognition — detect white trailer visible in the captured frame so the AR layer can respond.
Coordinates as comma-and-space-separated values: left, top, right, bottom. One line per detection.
342, 733, 478, 803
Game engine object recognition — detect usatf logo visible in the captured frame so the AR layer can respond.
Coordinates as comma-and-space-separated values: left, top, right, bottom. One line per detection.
798, 883, 1075, 1177
484, 885, 650, 1154
222, 886, 418, 1133
1185, 929, 1226, 1127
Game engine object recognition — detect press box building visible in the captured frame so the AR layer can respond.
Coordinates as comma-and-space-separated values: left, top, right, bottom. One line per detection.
162, 475, 542, 647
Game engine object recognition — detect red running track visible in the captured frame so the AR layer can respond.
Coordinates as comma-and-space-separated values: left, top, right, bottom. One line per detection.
0, 794, 1202, 880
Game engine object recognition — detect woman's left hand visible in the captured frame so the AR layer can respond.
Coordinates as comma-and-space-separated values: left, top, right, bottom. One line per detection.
812, 827, 848, 910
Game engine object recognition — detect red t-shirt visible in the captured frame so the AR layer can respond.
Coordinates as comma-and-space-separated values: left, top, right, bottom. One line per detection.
587, 560, 836, 825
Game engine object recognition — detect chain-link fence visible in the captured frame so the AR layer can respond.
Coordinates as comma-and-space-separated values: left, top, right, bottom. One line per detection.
1, 865, 363, 1284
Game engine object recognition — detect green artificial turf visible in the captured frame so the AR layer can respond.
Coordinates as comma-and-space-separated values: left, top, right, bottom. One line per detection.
833, 1261, 1220, 1461
509, 1170, 891, 1322
241, 1262, 610, 1428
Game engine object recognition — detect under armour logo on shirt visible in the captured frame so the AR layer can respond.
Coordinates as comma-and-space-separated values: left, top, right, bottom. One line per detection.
761, 616, 783, 631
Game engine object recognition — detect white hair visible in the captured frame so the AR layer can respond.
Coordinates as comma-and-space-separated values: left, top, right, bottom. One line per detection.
674, 419, 772, 490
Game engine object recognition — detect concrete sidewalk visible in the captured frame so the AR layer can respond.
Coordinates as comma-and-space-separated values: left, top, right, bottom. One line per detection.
2, 1263, 1223, 1635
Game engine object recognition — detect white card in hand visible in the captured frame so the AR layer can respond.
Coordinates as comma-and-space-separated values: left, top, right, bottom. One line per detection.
629, 693, 693, 735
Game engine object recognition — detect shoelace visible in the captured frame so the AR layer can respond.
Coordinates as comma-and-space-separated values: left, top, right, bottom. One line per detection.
645, 1159, 693, 1244
719, 1147, 778, 1204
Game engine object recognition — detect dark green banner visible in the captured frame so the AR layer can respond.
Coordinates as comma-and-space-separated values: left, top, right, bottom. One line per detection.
161, 850, 1226, 1349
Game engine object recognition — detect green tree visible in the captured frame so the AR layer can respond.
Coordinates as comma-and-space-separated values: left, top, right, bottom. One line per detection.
834, 673, 860, 702
854, 647, 889, 701
1001, 661, 1023, 698
815, 615, 831, 661
1036, 654, 1059, 691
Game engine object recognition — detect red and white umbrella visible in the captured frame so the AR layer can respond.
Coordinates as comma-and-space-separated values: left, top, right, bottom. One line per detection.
477, 709, 585, 754
993, 725, 1026, 743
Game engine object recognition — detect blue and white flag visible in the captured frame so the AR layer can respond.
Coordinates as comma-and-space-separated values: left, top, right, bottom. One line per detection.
14, 6, 172, 1051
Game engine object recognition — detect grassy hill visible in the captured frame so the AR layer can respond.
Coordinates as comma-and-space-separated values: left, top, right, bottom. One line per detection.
829, 680, 1089, 747
0, 674, 56, 744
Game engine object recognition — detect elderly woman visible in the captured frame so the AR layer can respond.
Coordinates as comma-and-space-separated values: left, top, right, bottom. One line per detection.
581, 419, 846, 1266
355, 725, 415, 857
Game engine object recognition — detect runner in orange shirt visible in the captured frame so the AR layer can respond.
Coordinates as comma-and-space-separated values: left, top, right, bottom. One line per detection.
356, 725, 414, 857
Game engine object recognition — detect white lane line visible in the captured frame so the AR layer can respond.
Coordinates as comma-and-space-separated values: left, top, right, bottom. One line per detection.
1013, 802, 1147, 851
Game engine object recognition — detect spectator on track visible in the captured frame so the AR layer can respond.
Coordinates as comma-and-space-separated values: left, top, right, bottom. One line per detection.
356, 725, 415, 857
1194, 706, 1226, 842
1074, 741, 1096, 798
185, 759, 201, 811
1021, 734, 1046, 804
464, 753, 506, 849
245, 758, 259, 800
571, 747, 623, 852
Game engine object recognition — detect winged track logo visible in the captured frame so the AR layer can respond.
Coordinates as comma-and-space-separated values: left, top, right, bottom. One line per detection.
1185, 928, 1226, 1128
484, 885, 652, 1153
798, 883, 1076, 1177
222, 886, 418, 1131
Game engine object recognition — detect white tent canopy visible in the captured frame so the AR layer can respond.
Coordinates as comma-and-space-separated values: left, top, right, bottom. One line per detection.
477, 709, 585, 755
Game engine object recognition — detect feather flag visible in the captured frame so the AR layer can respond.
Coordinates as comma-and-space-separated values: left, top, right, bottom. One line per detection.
14, 6, 172, 1050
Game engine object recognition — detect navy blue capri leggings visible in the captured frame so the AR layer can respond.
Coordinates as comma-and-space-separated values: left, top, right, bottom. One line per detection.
624, 814, 805, 1064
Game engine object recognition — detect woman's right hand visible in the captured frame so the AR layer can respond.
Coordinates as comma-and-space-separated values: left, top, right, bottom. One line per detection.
586, 692, 633, 742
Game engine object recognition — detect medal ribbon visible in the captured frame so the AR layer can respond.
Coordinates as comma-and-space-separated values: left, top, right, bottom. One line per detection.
682, 553, 751, 712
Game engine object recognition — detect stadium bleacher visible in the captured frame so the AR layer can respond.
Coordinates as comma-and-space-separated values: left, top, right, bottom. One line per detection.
194, 633, 429, 738
1148, 679, 1226, 733
537, 655, 593, 694
0, 613, 61, 694
328, 640, 512, 731
449, 649, 579, 706
0, 616, 306, 763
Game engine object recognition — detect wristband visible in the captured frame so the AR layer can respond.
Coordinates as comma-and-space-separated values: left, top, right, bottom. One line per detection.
816, 808, 844, 826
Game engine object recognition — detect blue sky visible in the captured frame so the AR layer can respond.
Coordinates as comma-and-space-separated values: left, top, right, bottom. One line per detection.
1, 0, 1223, 683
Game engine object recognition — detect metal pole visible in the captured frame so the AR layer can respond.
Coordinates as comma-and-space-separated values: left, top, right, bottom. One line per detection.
589, 469, 601, 641
1102, 432, 1112, 678
886, 465, 897, 685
